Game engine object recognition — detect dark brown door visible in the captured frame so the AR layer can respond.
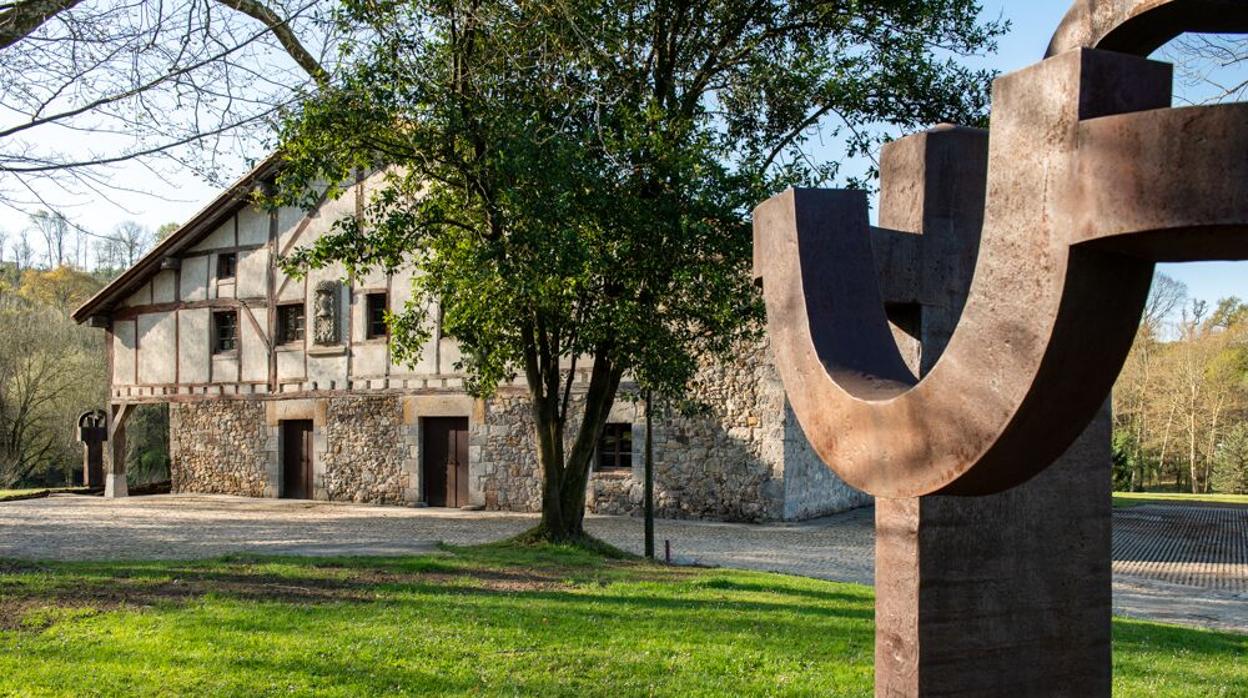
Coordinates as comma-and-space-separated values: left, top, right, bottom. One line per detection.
281, 420, 314, 499
423, 417, 469, 507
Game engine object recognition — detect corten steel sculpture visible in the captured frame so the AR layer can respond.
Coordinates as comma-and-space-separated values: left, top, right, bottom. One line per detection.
753, 0, 1248, 695
76, 410, 107, 488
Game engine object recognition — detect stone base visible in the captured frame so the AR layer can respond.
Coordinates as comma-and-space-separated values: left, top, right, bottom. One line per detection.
104, 473, 129, 498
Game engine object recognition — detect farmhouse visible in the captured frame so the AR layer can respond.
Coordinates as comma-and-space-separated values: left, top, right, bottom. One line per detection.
72, 158, 869, 522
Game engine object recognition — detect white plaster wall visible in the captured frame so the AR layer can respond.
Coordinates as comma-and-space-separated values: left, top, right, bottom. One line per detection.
112, 320, 136, 385
240, 309, 269, 383
120, 282, 152, 307
190, 219, 235, 252
352, 344, 388, 377
439, 336, 463, 375
180, 256, 209, 301
236, 247, 269, 299
212, 354, 239, 383
136, 312, 177, 384
152, 270, 177, 304
178, 308, 210, 384
237, 206, 268, 246
276, 348, 304, 382
307, 354, 348, 390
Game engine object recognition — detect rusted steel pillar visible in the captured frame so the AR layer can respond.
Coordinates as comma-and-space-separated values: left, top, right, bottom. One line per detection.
76, 410, 108, 487
869, 126, 1113, 696
753, 2, 1248, 694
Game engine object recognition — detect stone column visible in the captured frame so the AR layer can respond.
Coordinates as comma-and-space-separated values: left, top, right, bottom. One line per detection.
104, 403, 131, 498
871, 125, 1111, 696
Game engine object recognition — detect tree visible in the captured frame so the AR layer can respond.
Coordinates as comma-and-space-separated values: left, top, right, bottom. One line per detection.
28, 210, 68, 267
108, 221, 152, 268
17, 265, 102, 315
275, 0, 1003, 542
0, 293, 106, 487
155, 222, 181, 242
0, 1, 335, 220
1114, 272, 1188, 490
1214, 423, 1248, 494
1165, 34, 1248, 104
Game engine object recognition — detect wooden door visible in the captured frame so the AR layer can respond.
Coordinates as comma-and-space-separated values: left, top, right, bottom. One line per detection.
281, 420, 314, 499
423, 417, 469, 507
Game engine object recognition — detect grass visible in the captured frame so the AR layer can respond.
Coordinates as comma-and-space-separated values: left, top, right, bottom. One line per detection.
1112, 491, 1248, 508
0, 487, 93, 502
1, 545, 1245, 697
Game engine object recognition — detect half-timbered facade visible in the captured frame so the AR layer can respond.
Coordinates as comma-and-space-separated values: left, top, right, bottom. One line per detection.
73, 158, 869, 522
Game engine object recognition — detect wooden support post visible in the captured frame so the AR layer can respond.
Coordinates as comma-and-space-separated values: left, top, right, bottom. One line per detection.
104, 403, 133, 498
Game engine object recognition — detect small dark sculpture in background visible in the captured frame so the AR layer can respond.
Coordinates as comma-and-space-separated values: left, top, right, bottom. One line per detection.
76, 410, 108, 488
753, 0, 1248, 695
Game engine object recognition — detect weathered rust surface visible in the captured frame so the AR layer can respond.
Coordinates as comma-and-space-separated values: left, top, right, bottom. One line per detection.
866, 124, 1115, 698
1048, 0, 1248, 57
753, 16, 1248, 499
754, 2, 1248, 696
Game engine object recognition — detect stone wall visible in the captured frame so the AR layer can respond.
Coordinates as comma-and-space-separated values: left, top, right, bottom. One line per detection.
586, 338, 787, 522
166, 337, 869, 520
474, 393, 544, 512
479, 337, 869, 522
781, 402, 873, 519
320, 395, 411, 505
170, 401, 271, 497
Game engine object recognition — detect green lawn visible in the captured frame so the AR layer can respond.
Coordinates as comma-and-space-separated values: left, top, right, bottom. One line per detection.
0, 488, 50, 500
1, 546, 1245, 697
1113, 491, 1248, 508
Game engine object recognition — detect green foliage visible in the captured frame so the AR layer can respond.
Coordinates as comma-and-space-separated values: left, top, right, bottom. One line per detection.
125, 404, 171, 486
1213, 423, 1248, 494
1, 549, 1244, 696
0, 294, 107, 488
272, 0, 1005, 538
1112, 428, 1142, 492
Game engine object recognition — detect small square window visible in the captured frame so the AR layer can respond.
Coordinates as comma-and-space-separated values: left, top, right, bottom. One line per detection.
365, 292, 388, 339
277, 304, 305, 344
213, 311, 238, 353
597, 423, 633, 471
217, 253, 237, 280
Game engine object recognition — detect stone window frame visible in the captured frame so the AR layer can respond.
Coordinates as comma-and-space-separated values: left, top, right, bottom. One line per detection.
276, 302, 306, 345
596, 422, 633, 472
212, 309, 239, 354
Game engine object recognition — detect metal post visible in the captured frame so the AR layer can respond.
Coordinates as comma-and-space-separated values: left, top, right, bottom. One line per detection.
644, 390, 655, 559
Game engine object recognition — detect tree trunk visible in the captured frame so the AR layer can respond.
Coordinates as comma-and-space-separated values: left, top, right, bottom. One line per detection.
530, 349, 624, 543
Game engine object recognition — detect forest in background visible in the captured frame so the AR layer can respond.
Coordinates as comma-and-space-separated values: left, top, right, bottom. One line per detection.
1114, 274, 1248, 494
0, 213, 1244, 494
0, 214, 172, 489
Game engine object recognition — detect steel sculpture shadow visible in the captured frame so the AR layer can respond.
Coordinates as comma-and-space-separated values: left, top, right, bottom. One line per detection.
753, 0, 1248, 499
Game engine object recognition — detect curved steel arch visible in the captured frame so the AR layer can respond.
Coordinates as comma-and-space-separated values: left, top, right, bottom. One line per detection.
754, 0, 1248, 498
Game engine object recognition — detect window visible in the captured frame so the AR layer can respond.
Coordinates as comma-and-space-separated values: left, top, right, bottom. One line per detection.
365, 292, 388, 339
213, 310, 238, 353
277, 304, 305, 344
217, 252, 237, 280
597, 423, 633, 471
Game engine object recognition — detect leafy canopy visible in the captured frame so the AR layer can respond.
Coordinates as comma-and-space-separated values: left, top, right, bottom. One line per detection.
274, 0, 1003, 404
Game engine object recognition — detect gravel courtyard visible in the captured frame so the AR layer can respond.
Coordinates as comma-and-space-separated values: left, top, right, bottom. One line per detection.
2, 494, 1244, 633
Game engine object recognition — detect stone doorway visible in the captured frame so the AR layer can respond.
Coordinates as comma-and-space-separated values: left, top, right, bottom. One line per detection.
280, 420, 314, 499
423, 417, 469, 507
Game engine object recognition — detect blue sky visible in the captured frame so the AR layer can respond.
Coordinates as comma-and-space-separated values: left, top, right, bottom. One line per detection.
3, 0, 1243, 304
